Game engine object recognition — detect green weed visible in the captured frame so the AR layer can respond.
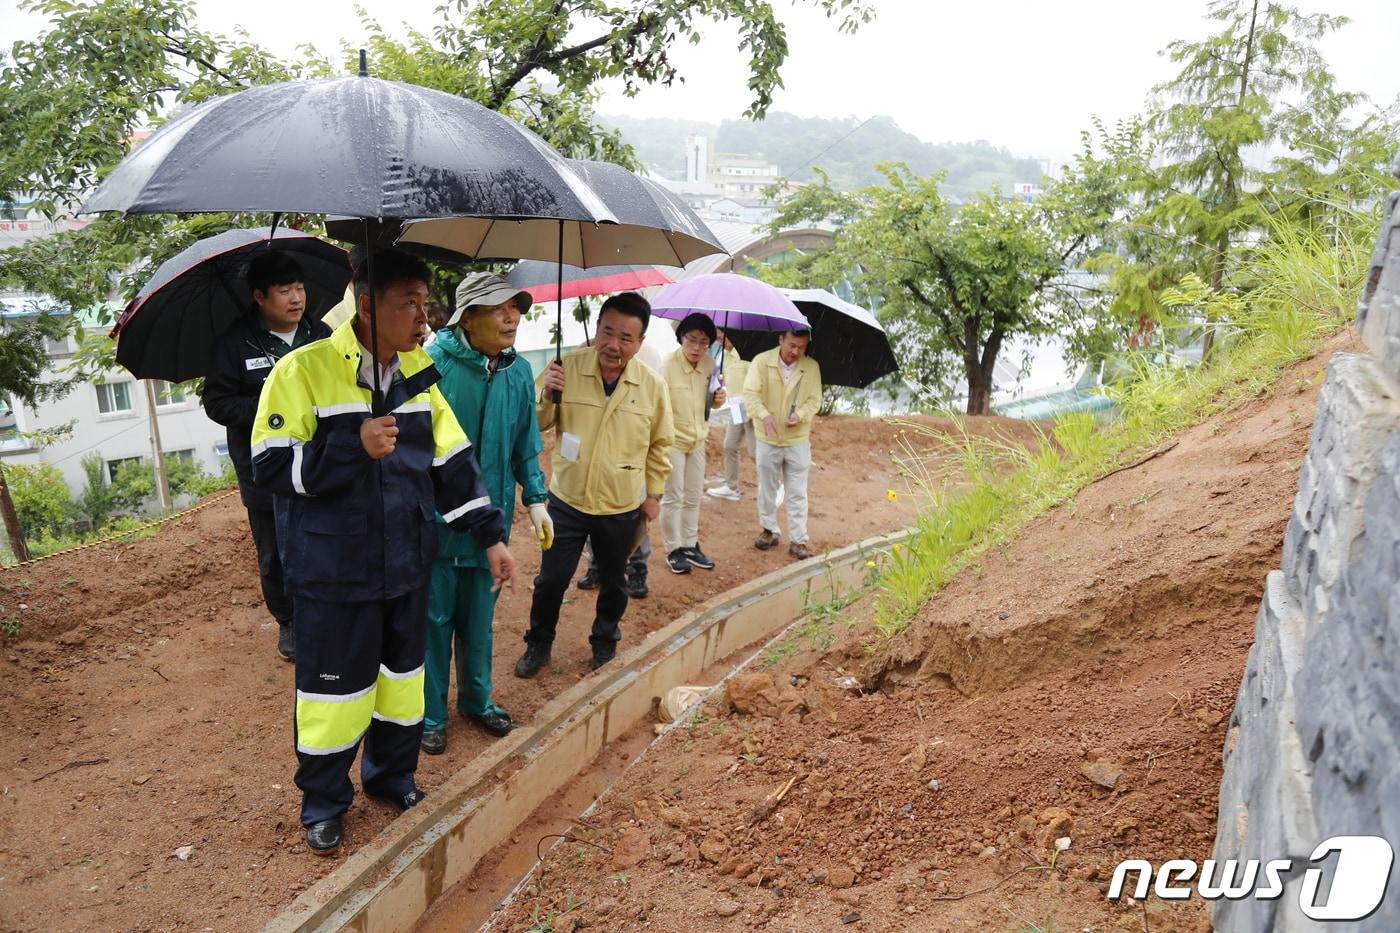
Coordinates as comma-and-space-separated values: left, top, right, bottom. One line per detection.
870, 249, 1355, 639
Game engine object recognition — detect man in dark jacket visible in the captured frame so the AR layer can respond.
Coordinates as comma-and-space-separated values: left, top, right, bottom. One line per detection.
203, 251, 331, 661
252, 248, 515, 856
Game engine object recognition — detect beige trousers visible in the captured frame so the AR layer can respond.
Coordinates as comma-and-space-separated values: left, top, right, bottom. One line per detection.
756, 440, 811, 545
722, 420, 757, 489
661, 447, 705, 554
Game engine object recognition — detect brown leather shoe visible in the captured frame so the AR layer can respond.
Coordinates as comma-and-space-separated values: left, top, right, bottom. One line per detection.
788, 542, 813, 560
753, 529, 780, 550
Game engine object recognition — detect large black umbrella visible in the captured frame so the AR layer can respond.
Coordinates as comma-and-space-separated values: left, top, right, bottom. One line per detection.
80, 54, 614, 409
111, 227, 351, 382
725, 287, 897, 389
80, 72, 610, 221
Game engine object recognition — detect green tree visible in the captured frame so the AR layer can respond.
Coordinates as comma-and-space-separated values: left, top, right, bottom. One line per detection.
5, 462, 71, 539
110, 459, 156, 513
1, 0, 872, 395
1145, 0, 1351, 292
763, 151, 1126, 414
75, 452, 116, 528
164, 455, 208, 497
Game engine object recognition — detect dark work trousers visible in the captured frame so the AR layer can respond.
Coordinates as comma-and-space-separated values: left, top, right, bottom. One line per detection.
246, 507, 292, 627
292, 586, 428, 827
526, 494, 642, 654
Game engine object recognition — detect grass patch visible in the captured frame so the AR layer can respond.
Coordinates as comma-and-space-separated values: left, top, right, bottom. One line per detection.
870, 213, 1366, 639
759, 588, 862, 669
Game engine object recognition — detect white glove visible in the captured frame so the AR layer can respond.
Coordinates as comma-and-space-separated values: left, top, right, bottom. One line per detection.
528, 503, 554, 550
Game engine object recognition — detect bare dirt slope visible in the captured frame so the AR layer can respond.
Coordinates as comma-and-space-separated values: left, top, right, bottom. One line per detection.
0, 414, 1036, 933
487, 338, 1347, 933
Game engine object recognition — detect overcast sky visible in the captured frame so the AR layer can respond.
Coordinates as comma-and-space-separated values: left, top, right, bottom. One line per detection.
4, 0, 1398, 165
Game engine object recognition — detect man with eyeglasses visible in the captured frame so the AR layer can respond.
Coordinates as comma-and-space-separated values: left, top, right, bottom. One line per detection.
516, 292, 674, 676
660, 313, 725, 575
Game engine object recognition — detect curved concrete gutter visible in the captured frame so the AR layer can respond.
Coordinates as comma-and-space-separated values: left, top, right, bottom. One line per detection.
263, 528, 911, 933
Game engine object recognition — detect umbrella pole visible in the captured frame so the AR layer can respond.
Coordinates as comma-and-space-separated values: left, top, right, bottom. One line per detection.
553, 219, 563, 403
364, 219, 383, 415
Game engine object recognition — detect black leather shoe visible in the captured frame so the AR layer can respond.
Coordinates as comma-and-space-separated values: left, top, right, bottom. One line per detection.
514, 644, 551, 678
625, 572, 649, 599
369, 787, 427, 813
468, 710, 515, 737
305, 816, 342, 855
684, 545, 716, 570
421, 729, 446, 755
276, 624, 295, 661
576, 567, 598, 590
590, 647, 616, 671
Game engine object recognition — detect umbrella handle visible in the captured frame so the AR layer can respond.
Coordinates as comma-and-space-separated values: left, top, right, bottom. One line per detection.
364, 220, 384, 415
553, 220, 563, 404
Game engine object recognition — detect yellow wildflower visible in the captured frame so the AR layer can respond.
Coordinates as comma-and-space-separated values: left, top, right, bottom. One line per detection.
886, 489, 897, 502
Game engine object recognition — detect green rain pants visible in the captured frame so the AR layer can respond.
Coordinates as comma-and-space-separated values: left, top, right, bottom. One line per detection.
424, 562, 505, 733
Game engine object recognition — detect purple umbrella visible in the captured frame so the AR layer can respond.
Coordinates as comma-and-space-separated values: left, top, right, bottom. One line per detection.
649, 273, 809, 332
650, 274, 810, 416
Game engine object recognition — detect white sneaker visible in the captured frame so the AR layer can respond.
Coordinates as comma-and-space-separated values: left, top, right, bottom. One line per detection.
706, 484, 741, 501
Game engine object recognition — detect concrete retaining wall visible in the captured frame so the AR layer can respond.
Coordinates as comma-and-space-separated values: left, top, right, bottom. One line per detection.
1214, 171, 1400, 931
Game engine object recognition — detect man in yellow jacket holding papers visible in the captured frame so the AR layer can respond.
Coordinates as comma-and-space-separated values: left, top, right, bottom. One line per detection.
517, 293, 674, 676
743, 328, 822, 561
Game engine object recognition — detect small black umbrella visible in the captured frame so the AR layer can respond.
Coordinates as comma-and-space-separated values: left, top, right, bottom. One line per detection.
111, 227, 351, 382
80, 53, 614, 410
724, 287, 898, 389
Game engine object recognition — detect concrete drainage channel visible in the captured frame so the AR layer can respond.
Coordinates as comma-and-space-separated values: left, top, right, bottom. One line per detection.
263, 528, 911, 933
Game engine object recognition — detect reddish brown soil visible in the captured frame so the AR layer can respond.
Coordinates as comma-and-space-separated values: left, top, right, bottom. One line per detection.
486, 339, 1344, 933
0, 414, 1033, 933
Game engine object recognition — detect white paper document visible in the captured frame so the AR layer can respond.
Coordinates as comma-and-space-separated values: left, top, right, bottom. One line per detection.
560, 432, 582, 461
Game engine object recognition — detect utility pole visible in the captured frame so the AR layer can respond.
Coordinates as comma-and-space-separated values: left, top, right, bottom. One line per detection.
0, 462, 29, 564
144, 381, 173, 514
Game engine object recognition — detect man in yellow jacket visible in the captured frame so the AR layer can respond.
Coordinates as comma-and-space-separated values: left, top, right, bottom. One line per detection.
517, 293, 674, 676
743, 328, 822, 560
660, 313, 725, 575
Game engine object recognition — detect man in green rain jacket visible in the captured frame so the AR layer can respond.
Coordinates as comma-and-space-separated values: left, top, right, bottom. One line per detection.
421, 273, 552, 753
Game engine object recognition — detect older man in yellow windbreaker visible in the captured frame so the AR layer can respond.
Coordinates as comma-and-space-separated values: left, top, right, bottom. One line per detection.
743, 327, 822, 560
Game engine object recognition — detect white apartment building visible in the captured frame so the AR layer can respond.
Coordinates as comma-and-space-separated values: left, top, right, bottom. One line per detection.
1, 296, 230, 499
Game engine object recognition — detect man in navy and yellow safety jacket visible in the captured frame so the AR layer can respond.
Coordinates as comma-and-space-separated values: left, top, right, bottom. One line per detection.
252, 249, 516, 856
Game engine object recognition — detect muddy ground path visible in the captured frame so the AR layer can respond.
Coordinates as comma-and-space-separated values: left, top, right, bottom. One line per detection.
479, 339, 1348, 933
0, 414, 1046, 932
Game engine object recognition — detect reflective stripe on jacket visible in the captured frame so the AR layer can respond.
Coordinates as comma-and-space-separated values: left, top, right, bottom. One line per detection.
427, 326, 547, 567
536, 346, 674, 516
250, 318, 505, 601
743, 349, 822, 447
